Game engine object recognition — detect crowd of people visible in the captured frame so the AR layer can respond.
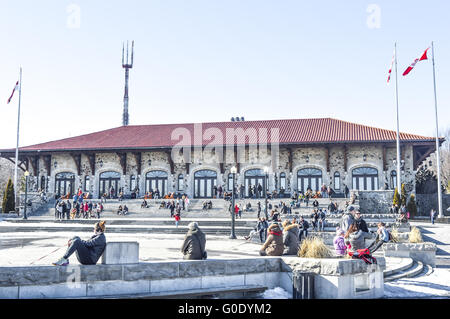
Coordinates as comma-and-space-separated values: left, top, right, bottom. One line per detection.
54, 188, 104, 220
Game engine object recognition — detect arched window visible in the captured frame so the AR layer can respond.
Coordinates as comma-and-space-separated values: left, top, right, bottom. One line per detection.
145, 170, 168, 195
352, 167, 378, 191
193, 170, 217, 198
334, 172, 340, 190
297, 168, 322, 193
99, 171, 121, 198
390, 170, 397, 190
178, 174, 184, 191
55, 172, 75, 197
244, 169, 266, 198
280, 172, 286, 190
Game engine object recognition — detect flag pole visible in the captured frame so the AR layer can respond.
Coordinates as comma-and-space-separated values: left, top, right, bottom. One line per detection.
13, 67, 22, 209
394, 43, 402, 196
431, 41, 443, 218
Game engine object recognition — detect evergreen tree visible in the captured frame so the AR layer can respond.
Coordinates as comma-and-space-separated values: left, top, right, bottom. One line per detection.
401, 184, 407, 206
393, 187, 401, 207
407, 194, 418, 217
2, 178, 15, 214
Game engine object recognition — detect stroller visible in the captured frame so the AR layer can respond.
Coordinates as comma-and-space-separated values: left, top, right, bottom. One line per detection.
348, 248, 377, 265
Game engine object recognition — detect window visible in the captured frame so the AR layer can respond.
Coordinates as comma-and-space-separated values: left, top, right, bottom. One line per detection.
130, 175, 136, 192
280, 172, 286, 190
84, 176, 90, 192
178, 174, 184, 191
334, 172, 340, 190
390, 170, 397, 190
352, 167, 378, 191
297, 168, 322, 193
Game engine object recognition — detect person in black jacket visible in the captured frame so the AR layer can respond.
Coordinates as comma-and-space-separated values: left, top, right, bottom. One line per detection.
354, 211, 369, 233
181, 222, 207, 260
53, 221, 107, 266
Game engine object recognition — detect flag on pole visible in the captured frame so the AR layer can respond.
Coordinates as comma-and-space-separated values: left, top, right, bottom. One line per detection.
7, 81, 19, 104
387, 50, 395, 83
403, 47, 430, 76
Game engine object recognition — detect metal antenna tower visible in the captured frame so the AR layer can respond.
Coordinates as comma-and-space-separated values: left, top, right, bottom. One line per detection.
122, 40, 134, 126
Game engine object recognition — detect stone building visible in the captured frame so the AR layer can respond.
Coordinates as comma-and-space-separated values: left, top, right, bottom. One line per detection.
0, 118, 441, 199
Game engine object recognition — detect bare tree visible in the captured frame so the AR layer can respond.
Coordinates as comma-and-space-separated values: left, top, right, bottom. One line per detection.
427, 126, 450, 193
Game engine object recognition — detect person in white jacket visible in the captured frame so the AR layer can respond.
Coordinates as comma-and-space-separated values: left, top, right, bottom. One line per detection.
367, 222, 390, 254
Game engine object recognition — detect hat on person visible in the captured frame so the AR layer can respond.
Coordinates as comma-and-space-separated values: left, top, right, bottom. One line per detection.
347, 205, 356, 212
95, 220, 106, 232
336, 227, 345, 236
188, 221, 199, 230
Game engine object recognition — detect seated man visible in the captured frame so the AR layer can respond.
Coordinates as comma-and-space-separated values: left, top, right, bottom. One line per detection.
53, 221, 107, 266
117, 205, 123, 215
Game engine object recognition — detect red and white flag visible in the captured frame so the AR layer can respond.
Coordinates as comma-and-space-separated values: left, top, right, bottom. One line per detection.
387, 50, 395, 83
403, 47, 430, 76
7, 81, 19, 104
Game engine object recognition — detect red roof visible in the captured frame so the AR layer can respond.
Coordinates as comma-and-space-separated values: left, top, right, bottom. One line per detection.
0, 118, 437, 153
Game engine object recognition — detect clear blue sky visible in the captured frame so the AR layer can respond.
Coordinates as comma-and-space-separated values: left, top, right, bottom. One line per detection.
0, 0, 449, 148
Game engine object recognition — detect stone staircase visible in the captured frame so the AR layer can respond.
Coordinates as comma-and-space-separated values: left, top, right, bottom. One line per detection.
382, 257, 433, 282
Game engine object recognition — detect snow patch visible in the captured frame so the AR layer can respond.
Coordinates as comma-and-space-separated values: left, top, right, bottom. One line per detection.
262, 287, 291, 299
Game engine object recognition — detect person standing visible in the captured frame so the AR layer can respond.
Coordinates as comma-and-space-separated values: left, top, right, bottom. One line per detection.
318, 209, 326, 232
333, 228, 347, 256
340, 205, 356, 233
56, 202, 64, 221
181, 222, 207, 260
344, 184, 350, 199
430, 208, 437, 224
66, 200, 72, 220
257, 201, 262, 219
174, 212, 180, 228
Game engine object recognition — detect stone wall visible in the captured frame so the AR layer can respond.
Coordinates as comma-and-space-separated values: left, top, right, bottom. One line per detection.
0, 257, 385, 299
358, 190, 394, 214
416, 194, 450, 216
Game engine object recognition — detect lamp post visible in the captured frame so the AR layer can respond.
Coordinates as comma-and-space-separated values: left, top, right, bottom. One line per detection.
264, 167, 269, 219
230, 166, 237, 239
23, 170, 29, 220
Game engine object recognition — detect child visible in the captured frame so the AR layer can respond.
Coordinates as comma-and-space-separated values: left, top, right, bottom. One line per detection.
174, 212, 180, 228
333, 228, 347, 256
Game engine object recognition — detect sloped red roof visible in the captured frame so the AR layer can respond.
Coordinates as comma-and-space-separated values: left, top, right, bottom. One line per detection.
0, 118, 437, 153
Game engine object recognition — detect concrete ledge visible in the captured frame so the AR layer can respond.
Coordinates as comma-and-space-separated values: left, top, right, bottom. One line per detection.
0, 257, 384, 299
101, 242, 139, 265
383, 242, 436, 267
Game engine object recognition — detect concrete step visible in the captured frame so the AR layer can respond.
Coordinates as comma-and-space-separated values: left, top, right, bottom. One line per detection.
383, 257, 414, 278
384, 261, 424, 282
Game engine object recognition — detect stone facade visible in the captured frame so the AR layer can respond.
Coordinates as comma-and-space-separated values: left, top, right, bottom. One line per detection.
23, 144, 417, 199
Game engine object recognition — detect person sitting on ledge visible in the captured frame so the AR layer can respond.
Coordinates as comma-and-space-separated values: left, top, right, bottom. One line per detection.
52, 221, 107, 266
181, 222, 207, 260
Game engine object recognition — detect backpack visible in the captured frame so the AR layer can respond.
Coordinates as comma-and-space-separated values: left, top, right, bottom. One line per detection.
303, 220, 309, 230
348, 248, 377, 265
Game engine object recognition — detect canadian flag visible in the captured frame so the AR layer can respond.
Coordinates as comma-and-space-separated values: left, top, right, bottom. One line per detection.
7, 81, 19, 104
403, 47, 430, 76
387, 50, 395, 83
